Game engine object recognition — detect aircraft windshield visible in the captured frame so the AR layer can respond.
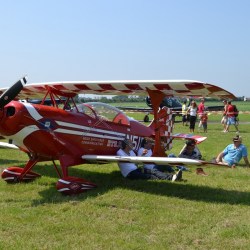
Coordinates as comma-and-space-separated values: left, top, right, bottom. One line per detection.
84, 102, 130, 125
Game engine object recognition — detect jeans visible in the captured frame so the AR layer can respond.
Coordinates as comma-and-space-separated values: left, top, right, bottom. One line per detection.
127, 168, 158, 180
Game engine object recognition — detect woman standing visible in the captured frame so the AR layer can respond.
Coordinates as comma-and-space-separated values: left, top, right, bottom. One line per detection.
187, 101, 197, 133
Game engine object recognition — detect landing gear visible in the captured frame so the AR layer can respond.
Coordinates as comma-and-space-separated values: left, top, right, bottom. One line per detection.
1, 158, 97, 195
56, 177, 97, 195
1, 166, 41, 183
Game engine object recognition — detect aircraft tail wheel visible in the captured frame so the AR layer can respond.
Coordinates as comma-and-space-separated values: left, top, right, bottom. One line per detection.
56, 177, 97, 195
1, 166, 41, 183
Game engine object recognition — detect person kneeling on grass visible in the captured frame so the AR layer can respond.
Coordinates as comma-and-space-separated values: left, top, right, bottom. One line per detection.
214, 135, 250, 168
116, 139, 183, 181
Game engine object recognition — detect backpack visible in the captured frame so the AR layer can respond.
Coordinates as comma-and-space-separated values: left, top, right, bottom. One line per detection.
233, 105, 238, 117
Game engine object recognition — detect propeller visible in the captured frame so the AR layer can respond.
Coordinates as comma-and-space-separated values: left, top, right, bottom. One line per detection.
0, 77, 27, 108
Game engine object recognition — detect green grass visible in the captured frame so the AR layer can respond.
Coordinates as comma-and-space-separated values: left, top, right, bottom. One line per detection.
1, 115, 250, 249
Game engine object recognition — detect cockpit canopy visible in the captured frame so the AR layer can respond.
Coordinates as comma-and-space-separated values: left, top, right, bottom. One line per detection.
73, 102, 130, 126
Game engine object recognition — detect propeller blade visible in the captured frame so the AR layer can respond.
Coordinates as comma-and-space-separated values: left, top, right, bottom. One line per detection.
0, 77, 27, 108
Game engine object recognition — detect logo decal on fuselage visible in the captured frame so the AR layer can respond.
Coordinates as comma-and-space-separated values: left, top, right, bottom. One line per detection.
126, 135, 143, 152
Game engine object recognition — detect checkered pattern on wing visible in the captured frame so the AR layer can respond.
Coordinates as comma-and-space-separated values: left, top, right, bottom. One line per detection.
5, 80, 235, 99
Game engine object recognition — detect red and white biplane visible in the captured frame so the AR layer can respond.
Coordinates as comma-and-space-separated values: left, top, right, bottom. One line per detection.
0, 77, 235, 194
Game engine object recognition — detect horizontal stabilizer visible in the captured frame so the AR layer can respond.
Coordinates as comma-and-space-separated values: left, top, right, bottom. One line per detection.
172, 133, 207, 144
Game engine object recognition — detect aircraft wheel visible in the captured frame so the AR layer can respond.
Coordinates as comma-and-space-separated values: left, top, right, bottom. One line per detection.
56, 177, 97, 195
143, 115, 149, 122
1, 166, 41, 183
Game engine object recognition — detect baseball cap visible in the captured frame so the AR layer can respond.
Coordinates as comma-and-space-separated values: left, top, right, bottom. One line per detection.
233, 135, 242, 142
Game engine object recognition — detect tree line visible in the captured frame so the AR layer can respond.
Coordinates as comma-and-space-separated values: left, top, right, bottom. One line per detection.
78, 95, 246, 103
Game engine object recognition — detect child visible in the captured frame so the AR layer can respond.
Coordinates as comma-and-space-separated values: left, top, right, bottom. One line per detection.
201, 111, 208, 133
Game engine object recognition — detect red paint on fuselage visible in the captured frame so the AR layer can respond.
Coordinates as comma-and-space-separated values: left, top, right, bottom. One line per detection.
0, 101, 155, 167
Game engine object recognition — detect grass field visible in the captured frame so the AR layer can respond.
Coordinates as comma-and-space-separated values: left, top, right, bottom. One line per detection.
0, 104, 250, 249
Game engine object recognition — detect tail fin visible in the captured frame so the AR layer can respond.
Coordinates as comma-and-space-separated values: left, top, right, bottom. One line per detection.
148, 107, 174, 150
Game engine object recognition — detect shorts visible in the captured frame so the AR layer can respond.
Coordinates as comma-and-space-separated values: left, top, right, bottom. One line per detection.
227, 117, 236, 125
221, 116, 228, 124
202, 123, 207, 129
222, 158, 234, 167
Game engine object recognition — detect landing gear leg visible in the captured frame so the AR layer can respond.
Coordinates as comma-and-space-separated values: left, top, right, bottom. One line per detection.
55, 159, 97, 195
1, 159, 41, 183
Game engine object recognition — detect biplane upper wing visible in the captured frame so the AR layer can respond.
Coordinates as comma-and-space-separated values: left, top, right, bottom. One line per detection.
82, 155, 224, 167
0, 80, 236, 100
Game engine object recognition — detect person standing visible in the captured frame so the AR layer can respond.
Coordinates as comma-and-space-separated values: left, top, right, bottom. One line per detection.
197, 98, 205, 130
221, 100, 228, 132
232, 104, 239, 126
224, 101, 239, 133
181, 100, 188, 126
187, 100, 197, 133
201, 110, 208, 133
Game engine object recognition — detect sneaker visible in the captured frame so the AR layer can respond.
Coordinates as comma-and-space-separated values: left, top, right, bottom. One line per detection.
176, 166, 190, 171
172, 170, 183, 182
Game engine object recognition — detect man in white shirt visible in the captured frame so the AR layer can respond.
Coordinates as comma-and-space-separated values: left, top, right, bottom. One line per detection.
117, 139, 182, 181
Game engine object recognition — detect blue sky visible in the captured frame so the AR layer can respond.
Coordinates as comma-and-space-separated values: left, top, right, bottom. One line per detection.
0, 0, 249, 97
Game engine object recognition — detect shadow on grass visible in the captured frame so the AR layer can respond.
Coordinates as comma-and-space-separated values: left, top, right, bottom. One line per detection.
30, 166, 250, 207
0, 159, 26, 165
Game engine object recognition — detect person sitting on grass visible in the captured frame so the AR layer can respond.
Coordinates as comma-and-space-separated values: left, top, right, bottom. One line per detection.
117, 139, 182, 181
214, 135, 249, 168
137, 137, 175, 173
178, 140, 202, 160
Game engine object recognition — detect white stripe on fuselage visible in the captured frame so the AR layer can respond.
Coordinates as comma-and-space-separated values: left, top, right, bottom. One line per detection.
23, 103, 43, 121
6, 125, 39, 149
54, 128, 125, 140
56, 121, 126, 137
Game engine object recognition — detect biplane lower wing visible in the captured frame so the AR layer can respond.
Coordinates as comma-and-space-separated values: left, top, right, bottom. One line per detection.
0, 142, 19, 149
82, 155, 223, 167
